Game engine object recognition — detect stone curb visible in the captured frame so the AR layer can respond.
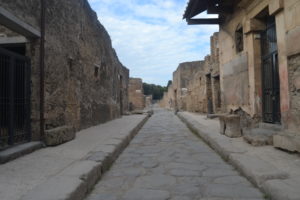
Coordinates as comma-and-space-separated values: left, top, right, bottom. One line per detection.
176, 112, 296, 200
0, 141, 44, 164
20, 114, 150, 200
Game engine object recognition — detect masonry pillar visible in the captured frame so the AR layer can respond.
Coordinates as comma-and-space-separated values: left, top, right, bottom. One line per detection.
269, 0, 290, 127
245, 19, 265, 117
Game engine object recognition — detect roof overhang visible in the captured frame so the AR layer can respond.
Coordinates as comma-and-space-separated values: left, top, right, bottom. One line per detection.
183, 0, 233, 25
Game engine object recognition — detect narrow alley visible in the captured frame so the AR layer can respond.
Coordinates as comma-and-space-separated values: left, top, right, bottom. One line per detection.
86, 108, 264, 200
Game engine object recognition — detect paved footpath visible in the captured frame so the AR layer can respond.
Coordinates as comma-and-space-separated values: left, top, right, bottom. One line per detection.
177, 111, 300, 200
86, 109, 265, 200
0, 114, 148, 200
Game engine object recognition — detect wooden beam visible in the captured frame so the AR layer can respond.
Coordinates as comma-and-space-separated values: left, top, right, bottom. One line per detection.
187, 18, 220, 25
207, 6, 233, 14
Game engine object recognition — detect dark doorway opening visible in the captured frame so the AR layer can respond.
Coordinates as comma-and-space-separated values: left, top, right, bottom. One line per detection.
261, 16, 281, 124
0, 43, 26, 56
206, 74, 213, 114
120, 75, 123, 115
0, 46, 31, 149
213, 75, 221, 110
174, 89, 177, 111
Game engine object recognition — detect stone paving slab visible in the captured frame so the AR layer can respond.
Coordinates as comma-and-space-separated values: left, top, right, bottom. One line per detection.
0, 114, 149, 200
178, 111, 300, 200
86, 109, 264, 200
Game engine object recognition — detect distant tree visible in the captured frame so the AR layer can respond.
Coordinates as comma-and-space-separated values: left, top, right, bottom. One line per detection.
167, 80, 172, 88
142, 83, 167, 100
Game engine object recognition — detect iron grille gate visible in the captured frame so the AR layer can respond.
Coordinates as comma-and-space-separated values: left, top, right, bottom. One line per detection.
0, 47, 31, 149
261, 16, 281, 124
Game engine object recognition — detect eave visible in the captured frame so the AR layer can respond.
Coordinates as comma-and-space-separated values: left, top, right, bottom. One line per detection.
183, 0, 234, 25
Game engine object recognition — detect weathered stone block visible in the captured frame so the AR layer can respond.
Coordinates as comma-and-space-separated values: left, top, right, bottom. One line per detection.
220, 115, 242, 138
244, 19, 266, 34
286, 26, 300, 57
222, 53, 249, 107
129, 78, 145, 111
273, 132, 300, 153
269, 0, 284, 15
20, 175, 86, 200
45, 125, 75, 146
243, 128, 276, 146
219, 117, 226, 135
229, 153, 288, 187
262, 178, 300, 200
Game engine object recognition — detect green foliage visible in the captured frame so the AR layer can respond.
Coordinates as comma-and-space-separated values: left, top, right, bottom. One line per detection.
167, 80, 172, 88
143, 82, 167, 100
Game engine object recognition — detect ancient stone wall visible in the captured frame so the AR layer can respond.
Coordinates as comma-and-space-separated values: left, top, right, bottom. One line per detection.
0, 0, 42, 140
159, 85, 174, 109
145, 95, 153, 108
222, 52, 249, 110
128, 78, 145, 111
172, 61, 202, 111
162, 33, 220, 113
287, 54, 300, 133
185, 33, 221, 114
121, 66, 130, 114
0, 0, 129, 144
284, 0, 300, 135
45, 0, 129, 131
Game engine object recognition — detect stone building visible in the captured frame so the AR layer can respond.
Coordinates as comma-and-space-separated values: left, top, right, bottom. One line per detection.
184, 0, 300, 152
172, 61, 202, 111
0, 0, 129, 148
186, 33, 221, 114
160, 84, 175, 109
161, 33, 221, 115
145, 95, 153, 108
128, 78, 145, 111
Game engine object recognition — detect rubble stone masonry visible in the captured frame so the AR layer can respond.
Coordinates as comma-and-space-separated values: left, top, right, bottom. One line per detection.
172, 61, 202, 111
162, 33, 220, 115
0, 0, 129, 145
186, 33, 220, 114
128, 78, 145, 111
287, 55, 300, 133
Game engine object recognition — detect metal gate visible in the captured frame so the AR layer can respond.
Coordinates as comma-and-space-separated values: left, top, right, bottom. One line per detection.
261, 16, 281, 123
0, 47, 31, 149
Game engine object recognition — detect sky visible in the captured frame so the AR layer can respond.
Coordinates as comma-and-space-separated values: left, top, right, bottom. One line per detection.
87, 0, 218, 86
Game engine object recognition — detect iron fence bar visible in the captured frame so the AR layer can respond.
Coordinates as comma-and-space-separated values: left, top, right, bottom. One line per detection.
8, 55, 15, 145
25, 59, 31, 141
0, 46, 31, 146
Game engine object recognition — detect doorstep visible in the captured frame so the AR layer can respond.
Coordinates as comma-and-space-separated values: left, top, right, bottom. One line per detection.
0, 141, 44, 164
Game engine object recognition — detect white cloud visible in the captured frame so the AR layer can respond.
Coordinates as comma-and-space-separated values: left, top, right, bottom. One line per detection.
88, 0, 218, 85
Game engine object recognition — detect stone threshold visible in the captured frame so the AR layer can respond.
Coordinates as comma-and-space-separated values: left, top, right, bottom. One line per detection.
0, 141, 44, 164
177, 112, 300, 200
20, 114, 150, 200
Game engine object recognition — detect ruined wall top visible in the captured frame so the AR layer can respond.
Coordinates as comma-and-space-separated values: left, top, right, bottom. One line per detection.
129, 78, 144, 91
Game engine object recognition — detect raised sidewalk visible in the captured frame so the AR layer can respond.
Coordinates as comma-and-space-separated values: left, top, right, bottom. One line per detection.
177, 111, 300, 200
0, 114, 149, 200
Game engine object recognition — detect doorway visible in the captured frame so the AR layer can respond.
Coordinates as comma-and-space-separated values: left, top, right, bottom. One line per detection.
213, 75, 221, 111
206, 74, 213, 114
261, 16, 281, 123
120, 75, 123, 115
0, 46, 31, 149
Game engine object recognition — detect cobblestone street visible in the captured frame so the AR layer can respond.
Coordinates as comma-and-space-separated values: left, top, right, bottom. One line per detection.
86, 109, 265, 200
